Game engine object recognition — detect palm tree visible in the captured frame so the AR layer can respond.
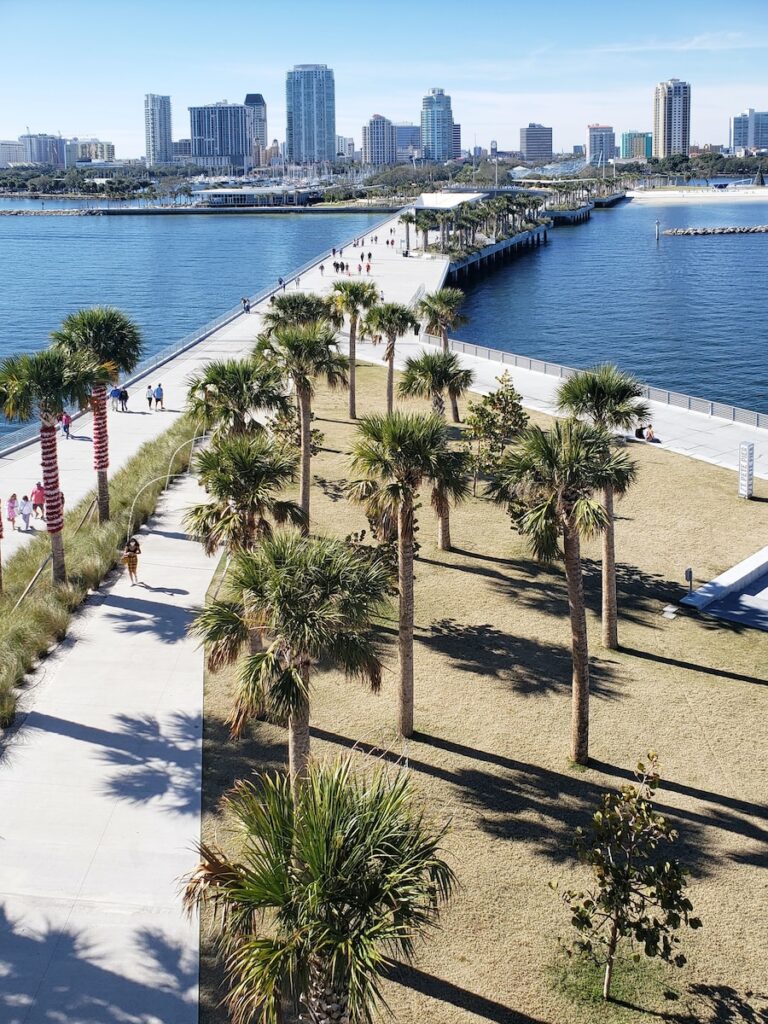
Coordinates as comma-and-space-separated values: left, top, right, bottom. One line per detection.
184, 757, 455, 1024
488, 420, 635, 765
186, 357, 289, 437
184, 433, 305, 557
557, 365, 649, 650
330, 280, 378, 420
259, 323, 348, 528
349, 412, 461, 736
260, 292, 337, 337
361, 303, 418, 414
398, 350, 476, 422
0, 350, 112, 584
418, 287, 467, 354
399, 210, 416, 252
51, 306, 143, 523
430, 447, 471, 552
189, 534, 390, 779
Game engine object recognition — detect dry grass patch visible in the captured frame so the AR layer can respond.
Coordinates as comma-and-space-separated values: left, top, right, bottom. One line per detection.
200, 363, 768, 1024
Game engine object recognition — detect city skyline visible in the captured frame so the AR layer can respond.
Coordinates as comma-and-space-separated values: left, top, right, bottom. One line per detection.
1, 0, 766, 157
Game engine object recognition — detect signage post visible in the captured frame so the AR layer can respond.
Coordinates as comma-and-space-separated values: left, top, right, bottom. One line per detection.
738, 442, 754, 499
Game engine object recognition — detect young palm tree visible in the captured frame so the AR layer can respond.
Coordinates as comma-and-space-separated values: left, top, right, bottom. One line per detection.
557, 365, 649, 649
0, 350, 112, 584
259, 322, 348, 529
361, 303, 418, 415
398, 350, 476, 423
184, 433, 305, 557
488, 420, 636, 765
330, 280, 379, 420
418, 287, 467, 354
349, 412, 461, 737
51, 306, 143, 523
184, 757, 455, 1024
189, 534, 390, 779
186, 357, 289, 438
430, 448, 471, 551
399, 210, 416, 251
259, 291, 337, 337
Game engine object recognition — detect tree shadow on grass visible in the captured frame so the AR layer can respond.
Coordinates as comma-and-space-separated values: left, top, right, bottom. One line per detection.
314, 475, 349, 503
611, 985, 768, 1023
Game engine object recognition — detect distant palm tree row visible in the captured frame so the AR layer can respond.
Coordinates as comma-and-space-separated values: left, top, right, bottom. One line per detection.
400, 194, 548, 257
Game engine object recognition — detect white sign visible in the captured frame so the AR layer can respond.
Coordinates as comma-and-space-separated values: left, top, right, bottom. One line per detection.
739, 441, 754, 499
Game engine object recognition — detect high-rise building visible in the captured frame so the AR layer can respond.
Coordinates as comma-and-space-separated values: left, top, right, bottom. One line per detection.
173, 139, 192, 159
65, 138, 115, 165
0, 140, 25, 165
586, 124, 616, 165
452, 123, 462, 159
394, 123, 421, 162
420, 88, 454, 162
490, 140, 498, 158
144, 94, 173, 165
520, 123, 553, 162
362, 115, 397, 166
620, 131, 653, 160
244, 93, 268, 149
653, 79, 691, 158
285, 64, 336, 164
731, 109, 768, 151
19, 134, 66, 167
189, 101, 251, 170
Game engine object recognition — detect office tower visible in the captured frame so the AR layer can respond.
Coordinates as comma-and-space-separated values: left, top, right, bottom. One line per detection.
189, 102, 251, 170
19, 134, 66, 167
420, 88, 454, 162
731, 108, 768, 151
586, 124, 616, 165
244, 93, 268, 149
362, 115, 397, 165
66, 138, 115, 164
573, 144, 585, 157
285, 64, 336, 163
452, 123, 462, 159
519, 123, 553, 162
0, 140, 25, 165
653, 79, 691, 158
173, 139, 192, 159
394, 123, 421, 162
145, 94, 173, 165
620, 131, 653, 159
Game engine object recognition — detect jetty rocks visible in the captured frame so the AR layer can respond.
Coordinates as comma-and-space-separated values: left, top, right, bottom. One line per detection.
663, 225, 768, 236
0, 209, 103, 217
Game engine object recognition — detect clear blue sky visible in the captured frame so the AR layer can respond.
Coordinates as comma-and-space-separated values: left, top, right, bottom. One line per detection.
1, 0, 766, 157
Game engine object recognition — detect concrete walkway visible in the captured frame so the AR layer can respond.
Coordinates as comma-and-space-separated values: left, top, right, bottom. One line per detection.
0, 474, 213, 1024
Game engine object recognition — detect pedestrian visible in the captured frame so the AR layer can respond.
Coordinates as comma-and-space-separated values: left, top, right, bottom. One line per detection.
153, 383, 164, 410
296, 275, 301, 288
61, 411, 72, 439
7, 493, 18, 531
346, 263, 351, 275
366, 263, 371, 274
20, 495, 33, 531
367, 252, 372, 261
120, 387, 129, 412
332, 247, 336, 256
244, 298, 251, 313
31, 481, 45, 520
357, 263, 362, 274
146, 385, 153, 410
122, 536, 142, 585
110, 385, 120, 412
319, 264, 325, 276
241, 297, 248, 312
379, 290, 385, 302
339, 247, 343, 257
278, 277, 284, 290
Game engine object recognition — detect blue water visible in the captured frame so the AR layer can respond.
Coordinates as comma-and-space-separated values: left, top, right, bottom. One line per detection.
453, 196, 768, 411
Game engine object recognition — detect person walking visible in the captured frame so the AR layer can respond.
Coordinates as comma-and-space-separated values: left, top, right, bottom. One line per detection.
367, 251, 372, 262
153, 383, 164, 410
110, 385, 121, 412
241, 297, 248, 313
295, 275, 301, 289
19, 495, 33, 532
278, 277, 284, 291
31, 481, 45, 520
120, 387, 129, 412
319, 264, 325, 276
61, 411, 72, 439
122, 537, 141, 585
146, 385, 153, 410
6, 493, 18, 531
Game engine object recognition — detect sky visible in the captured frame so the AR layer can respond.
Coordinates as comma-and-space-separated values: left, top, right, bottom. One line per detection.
1, 0, 767, 157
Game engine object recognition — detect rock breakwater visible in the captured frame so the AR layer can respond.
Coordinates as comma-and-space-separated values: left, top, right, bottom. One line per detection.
663, 225, 768, 236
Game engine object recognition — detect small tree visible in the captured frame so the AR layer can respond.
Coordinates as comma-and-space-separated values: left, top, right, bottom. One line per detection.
557, 753, 702, 1001
465, 372, 528, 493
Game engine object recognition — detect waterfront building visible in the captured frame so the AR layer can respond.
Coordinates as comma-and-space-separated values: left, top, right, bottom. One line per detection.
0, 140, 26, 165
362, 115, 397, 166
334, 135, 355, 159
189, 102, 252, 171
520, 123, 553, 163
286, 64, 336, 164
573, 144, 585, 157
19, 134, 66, 168
420, 88, 454, 162
244, 93, 268, 149
144, 94, 173, 165
395, 123, 421, 162
621, 131, 653, 160
452, 123, 462, 159
731, 109, 768, 151
653, 79, 691, 158
173, 138, 192, 160
65, 138, 115, 165
586, 124, 615, 165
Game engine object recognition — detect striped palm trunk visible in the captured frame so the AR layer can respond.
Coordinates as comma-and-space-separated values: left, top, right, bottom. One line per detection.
0, 507, 4, 595
92, 383, 110, 522
41, 419, 67, 585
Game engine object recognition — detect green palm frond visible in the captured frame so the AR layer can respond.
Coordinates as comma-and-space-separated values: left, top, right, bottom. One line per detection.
260, 292, 335, 337
190, 600, 250, 671
556, 363, 651, 431
51, 306, 143, 377
259, 321, 348, 396
417, 287, 467, 337
186, 357, 288, 436
0, 348, 114, 423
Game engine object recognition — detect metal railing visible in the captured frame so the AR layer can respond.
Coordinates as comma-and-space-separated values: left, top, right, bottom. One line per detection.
445, 338, 768, 431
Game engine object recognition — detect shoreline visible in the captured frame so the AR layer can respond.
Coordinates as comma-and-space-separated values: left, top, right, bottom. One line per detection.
627, 187, 768, 203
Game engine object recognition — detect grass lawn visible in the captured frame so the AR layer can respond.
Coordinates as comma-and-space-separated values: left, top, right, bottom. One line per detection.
200, 363, 768, 1024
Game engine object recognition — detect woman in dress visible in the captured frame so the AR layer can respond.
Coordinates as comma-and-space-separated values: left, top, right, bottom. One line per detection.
122, 536, 141, 585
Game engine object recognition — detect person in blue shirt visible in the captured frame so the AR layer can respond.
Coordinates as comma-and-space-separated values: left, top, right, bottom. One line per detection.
110, 385, 121, 412
153, 383, 164, 410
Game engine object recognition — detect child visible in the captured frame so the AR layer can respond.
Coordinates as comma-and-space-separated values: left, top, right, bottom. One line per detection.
7, 493, 18, 531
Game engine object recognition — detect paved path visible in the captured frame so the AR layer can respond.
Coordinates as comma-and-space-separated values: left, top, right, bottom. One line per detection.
0, 474, 214, 1024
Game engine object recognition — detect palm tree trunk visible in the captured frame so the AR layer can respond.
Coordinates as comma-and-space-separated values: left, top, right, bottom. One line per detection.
92, 383, 110, 522
397, 498, 415, 737
288, 666, 311, 784
601, 484, 618, 649
437, 508, 451, 551
305, 958, 349, 1023
297, 387, 311, 533
348, 315, 358, 420
441, 327, 449, 354
41, 421, 67, 585
450, 394, 460, 423
563, 520, 589, 765
386, 344, 395, 415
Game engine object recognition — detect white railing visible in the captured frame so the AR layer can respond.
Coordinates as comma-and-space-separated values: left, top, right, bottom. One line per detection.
445, 338, 768, 431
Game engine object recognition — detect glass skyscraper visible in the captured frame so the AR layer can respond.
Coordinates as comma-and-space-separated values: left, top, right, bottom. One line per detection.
144, 94, 173, 166
420, 88, 454, 162
285, 65, 336, 164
